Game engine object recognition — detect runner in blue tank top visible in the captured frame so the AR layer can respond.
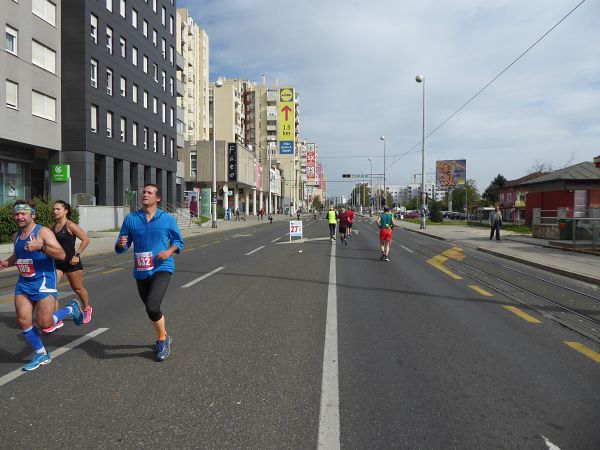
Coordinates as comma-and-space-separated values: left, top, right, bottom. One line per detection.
0, 201, 84, 371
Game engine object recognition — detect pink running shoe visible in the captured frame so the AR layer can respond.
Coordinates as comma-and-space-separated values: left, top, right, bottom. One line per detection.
83, 307, 93, 324
43, 321, 64, 333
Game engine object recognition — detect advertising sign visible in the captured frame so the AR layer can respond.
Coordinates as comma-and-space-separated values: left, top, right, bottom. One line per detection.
278, 87, 295, 155
289, 220, 303, 240
201, 188, 211, 216
436, 159, 467, 188
228, 143, 238, 181
306, 143, 316, 183
257, 161, 262, 192
51, 164, 70, 182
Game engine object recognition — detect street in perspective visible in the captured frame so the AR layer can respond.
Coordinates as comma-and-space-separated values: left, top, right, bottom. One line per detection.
1, 0, 599, 449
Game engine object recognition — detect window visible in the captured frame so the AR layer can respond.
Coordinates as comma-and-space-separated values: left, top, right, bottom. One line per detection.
143, 55, 148, 73
32, 0, 56, 26
120, 116, 126, 142
32, 40, 56, 73
132, 83, 138, 103
6, 80, 18, 109
91, 104, 98, 133
32, 90, 56, 121
170, 107, 174, 127
132, 46, 137, 66
6, 25, 18, 55
152, 29, 157, 47
90, 14, 98, 44
106, 111, 113, 137
90, 58, 98, 88
170, 138, 174, 158
162, 135, 166, 155
143, 20, 148, 38
120, 37, 126, 58
119, 0, 126, 18
152, 0, 157, 13
162, 102, 166, 123
153, 63, 158, 82
153, 131, 157, 152
161, 70, 166, 91
106, 26, 113, 53
132, 9, 138, 28
132, 122, 138, 146
120, 76, 126, 97
190, 151, 197, 177
106, 0, 112, 12
106, 68, 113, 95
169, 46, 174, 66
169, 16, 174, 35
143, 126, 148, 149
169, 77, 174, 96
161, 38, 166, 59
161, 6, 166, 26
153, 97, 157, 114
143, 90, 148, 108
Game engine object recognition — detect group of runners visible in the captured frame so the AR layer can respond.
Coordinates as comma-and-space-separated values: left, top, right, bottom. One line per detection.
325, 204, 397, 260
0, 183, 183, 371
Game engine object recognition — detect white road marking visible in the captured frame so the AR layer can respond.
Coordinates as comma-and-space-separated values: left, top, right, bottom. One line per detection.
0, 327, 109, 388
317, 241, 340, 449
401, 245, 414, 253
271, 237, 281, 243
245, 246, 265, 256
542, 435, 561, 449
181, 266, 225, 288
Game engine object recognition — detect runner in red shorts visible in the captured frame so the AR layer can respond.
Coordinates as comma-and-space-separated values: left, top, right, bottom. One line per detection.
376, 206, 396, 261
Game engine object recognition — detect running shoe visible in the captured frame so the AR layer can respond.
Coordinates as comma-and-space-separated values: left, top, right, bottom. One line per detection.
42, 321, 64, 333
22, 352, 52, 371
344, 239, 348, 245
156, 335, 172, 362
384, 256, 390, 262
380, 253, 385, 260
82, 307, 93, 325
68, 299, 84, 326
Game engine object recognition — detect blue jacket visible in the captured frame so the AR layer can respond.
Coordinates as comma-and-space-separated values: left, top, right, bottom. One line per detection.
115, 208, 184, 279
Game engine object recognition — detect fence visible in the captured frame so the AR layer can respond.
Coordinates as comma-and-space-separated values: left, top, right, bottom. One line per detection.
558, 218, 600, 251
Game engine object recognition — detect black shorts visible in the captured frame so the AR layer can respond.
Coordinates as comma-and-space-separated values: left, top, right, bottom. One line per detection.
56, 260, 83, 273
338, 226, 347, 234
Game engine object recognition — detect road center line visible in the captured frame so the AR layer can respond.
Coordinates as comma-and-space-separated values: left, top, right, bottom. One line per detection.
181, 266, 225, 288
400, 245, 413, 253
245, 246, 265, 256
0, 327, 109, 388
564, 341, 600, 363
503, 306, 542, 324
271, 237, 281, 243
317, 241, 340, 449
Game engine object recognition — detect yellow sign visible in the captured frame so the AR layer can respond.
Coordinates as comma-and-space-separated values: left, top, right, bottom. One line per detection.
278, 87, 295, 154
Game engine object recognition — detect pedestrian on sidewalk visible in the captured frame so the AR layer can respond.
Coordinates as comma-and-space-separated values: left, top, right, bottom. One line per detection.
44, 200, 93, 333
489, 205, 503, 241
0, 201, 84, 371
376, 205, 396, 261
115, 184, 184, 362
327, 206, 337, 241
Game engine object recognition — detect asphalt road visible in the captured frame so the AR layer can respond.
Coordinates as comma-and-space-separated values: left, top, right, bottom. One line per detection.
0, 216, 598, 449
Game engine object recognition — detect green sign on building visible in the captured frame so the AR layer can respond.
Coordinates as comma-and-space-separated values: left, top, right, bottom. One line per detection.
51, 164, 70, 182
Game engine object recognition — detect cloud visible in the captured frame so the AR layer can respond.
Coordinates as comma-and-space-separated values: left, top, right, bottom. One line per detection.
180, 0, 600, 195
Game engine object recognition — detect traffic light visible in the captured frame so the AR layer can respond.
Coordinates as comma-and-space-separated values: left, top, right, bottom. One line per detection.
342, 174, 351, 178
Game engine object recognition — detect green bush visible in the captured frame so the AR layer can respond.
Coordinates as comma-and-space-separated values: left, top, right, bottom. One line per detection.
217, 205, 225, 219
0, 194, 79, 243
429, 200, 443, 223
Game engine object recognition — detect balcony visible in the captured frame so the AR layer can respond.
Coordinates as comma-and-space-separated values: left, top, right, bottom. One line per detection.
177, 106, 185, 121
176, 78, 184, 97
266, 124, 277, 132
176, 132, 184, 149
176, 51, 185, 70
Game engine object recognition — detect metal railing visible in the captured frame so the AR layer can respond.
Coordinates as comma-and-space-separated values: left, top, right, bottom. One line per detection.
561, 218, 600, 251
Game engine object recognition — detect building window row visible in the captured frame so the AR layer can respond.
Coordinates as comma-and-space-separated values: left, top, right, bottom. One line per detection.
5, 80, 56, 121
100, 1, 174, 40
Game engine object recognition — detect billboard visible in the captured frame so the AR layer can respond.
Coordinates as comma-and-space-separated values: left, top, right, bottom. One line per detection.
277, 87, 295, 155
436, 159, 467, 188
306, 143, 316, 183
228, 143, 237, 181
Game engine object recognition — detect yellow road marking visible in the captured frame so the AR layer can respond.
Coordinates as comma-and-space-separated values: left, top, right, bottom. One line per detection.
426, 258, 462, 280
564, 342, 600, 364
503, 306, 542, 323
468, 285, 494, 297
102, 268, 124, 275
442, 247, 465, 261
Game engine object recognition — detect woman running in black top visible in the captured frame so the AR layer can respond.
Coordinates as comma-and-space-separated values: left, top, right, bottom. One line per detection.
43, 200, 92, 332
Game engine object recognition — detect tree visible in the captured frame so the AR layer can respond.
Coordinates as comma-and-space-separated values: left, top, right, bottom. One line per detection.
312, 195, 322, 210
451, 180, 480, 213
349, 183, 369, 207
429, 200, 443, 222
528, 160, 553, 174
482, 174, 507, 204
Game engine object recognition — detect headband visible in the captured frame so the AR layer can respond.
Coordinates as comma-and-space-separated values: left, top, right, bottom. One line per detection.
14, 204, 35, 215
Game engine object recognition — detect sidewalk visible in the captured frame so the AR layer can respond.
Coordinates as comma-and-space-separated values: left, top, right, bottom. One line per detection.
396, 220, 600, 285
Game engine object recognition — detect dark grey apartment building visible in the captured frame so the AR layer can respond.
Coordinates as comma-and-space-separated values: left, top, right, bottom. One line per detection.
61, 0, 179, 205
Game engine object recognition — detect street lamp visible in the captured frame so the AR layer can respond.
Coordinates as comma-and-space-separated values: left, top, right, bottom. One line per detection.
211, 77, 223, 228
380, 136, 386, 207
416, 74, 426, 229
368, 157, 373, 211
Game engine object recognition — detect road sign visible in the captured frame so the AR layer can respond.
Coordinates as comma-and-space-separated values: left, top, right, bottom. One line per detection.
289, 220, 303, 240
51, 164, 70, 182
351, 174, 369, 179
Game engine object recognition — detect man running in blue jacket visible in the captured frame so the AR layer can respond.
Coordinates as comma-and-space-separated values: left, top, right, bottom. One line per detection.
116, 184, 183, 361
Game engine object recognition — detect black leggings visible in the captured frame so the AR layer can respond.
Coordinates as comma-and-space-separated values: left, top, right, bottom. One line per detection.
329, 224, 336, 237
135, 271, 171, 322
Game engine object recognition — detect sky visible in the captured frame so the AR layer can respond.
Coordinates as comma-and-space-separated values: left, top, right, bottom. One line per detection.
179, 0, 600, 197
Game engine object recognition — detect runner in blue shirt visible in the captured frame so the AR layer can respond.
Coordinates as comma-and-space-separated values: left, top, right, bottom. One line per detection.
115, 184, 183, 361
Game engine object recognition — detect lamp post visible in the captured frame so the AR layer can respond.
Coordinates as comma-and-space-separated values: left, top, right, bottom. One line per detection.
416, 74, 426, 229
211, 78, 223, 228
368, 157, 373, 211
380, 136, 386, 207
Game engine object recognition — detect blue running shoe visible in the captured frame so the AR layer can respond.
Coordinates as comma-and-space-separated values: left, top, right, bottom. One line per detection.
22, 352, 52, 371
156, 335, 172, 361
68, 299, 84, 326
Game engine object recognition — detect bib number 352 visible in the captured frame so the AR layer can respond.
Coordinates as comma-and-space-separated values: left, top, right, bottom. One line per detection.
135, 252, 154, 271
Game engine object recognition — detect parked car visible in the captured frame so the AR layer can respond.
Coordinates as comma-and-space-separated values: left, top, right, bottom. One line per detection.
404, 211, 421, 219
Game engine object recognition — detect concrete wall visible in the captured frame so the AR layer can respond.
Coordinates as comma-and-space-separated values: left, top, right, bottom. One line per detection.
77, 205, 128, 231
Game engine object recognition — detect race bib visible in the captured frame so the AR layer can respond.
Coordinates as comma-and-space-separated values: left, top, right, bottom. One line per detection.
16, 258, 35, 277
135, 251, 154, 272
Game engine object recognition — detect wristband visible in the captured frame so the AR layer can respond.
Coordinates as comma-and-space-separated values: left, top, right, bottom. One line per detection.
74, 252, 80, 257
